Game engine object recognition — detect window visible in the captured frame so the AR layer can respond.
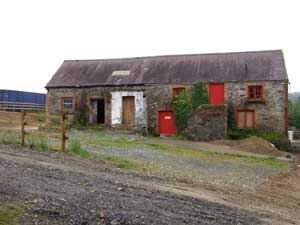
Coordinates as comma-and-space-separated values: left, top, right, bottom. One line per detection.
62, 97, 74, 111
248, 85, 263, 101
172, 87, 185, 99
237, 110, 255, 129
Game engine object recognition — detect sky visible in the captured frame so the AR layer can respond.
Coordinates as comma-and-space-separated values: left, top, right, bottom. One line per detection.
0, 0, 299, 93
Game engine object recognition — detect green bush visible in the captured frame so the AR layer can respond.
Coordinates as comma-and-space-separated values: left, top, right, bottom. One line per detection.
227, 129, 257, 140
172, 91, 192, 132
227, 129, 287, 143
191, 83, 208, 109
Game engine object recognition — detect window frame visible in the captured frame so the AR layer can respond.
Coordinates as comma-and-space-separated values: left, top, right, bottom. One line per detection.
247, 85, 264, 102
236, 109, 256, 129
61, 97, 75, 113
172, 87, 186, 99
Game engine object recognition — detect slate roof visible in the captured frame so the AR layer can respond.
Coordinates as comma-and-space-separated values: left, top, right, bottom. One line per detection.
46, 50, 288, 88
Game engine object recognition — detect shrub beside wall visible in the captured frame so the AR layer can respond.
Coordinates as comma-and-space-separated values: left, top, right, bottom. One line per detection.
172, 91, 192, 132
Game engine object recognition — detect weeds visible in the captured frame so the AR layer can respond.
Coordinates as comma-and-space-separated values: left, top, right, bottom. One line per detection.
26, 137, 50, 151
0, 132, 20, 145
67, 139, 92, 158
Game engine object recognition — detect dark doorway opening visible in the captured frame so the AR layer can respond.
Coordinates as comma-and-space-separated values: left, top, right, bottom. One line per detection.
90, 99, 105, 124
97, 99, 105, 124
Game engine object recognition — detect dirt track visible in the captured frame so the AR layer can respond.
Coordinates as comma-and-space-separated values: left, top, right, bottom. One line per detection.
0, 144, 268, 225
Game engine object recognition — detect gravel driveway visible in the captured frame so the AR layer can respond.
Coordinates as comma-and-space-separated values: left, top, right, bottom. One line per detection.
0, 144, 267, 225
69, 130, 289, 191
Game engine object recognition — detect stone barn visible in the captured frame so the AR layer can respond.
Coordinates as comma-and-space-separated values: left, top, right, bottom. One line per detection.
45, 50, 289, 138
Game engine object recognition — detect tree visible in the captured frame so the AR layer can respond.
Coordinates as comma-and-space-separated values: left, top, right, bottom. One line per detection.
288, 98, 300, 129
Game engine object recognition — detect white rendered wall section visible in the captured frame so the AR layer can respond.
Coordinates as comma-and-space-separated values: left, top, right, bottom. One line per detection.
111, 91, 146, 126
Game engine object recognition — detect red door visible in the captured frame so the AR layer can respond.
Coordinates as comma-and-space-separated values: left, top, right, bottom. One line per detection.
158, 111, 176, 135
209, 83, 225, 104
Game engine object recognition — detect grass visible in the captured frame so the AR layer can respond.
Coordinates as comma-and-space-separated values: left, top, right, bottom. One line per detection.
0, 132, 20, 145
0, 131, 52, 151
67, 139, 92, 158
0, 204, 25, 225
75, 131, 290, 170
145, 142, 290, 169
26, 137, 51, 151
71, 129, 290, 170
68, 139, 139, 170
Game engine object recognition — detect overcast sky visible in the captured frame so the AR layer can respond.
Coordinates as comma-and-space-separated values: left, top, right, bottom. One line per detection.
0, 0, 299, 93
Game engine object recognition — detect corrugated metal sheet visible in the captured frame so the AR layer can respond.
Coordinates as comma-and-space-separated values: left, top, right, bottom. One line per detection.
46, 50, 288, 88
0, 90, 46, 104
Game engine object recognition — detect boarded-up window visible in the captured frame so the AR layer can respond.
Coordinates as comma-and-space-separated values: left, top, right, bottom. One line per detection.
237, 110, 255, 129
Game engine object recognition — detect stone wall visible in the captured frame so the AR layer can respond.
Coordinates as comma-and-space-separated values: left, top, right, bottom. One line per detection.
184, 104, 227, 141
46, 80, 288, 135
225, 81, 288, 135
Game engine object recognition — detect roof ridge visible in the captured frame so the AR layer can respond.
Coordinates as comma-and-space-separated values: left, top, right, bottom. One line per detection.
63, 49, 283, 62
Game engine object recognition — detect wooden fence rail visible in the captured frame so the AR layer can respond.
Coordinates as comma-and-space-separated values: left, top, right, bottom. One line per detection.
0, 111, 68, 151
0, 101, 45, 112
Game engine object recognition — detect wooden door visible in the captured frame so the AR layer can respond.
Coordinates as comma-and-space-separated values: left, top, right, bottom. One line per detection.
158, 111, 176, 135
122, 96, 135, 124
209, 83, 225, 105
237, 110, 255, 129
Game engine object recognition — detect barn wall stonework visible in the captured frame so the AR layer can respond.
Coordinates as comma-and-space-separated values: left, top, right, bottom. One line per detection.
46, 80, 288, 136
184, 104, 228, 141
225, 81, 287, 135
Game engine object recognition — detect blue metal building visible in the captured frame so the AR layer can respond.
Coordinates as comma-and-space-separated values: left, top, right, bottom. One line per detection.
0, 90, 46, 111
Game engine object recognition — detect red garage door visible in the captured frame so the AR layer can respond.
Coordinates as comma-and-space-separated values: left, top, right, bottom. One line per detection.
209, 83, 225, 105
158, 111, 176, 135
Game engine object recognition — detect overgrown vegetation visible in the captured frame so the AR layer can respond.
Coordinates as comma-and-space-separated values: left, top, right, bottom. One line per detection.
73, 107, 88, 129
288, 98, 300, 129
67, 138, 138, 169
0, 132, 20, 145
27, 137, 50, 151
0, 204, 25, 225
172, 91, 192, 132
67, 139, 92, 157
191, 83, 209, 109
227, 129, 286, 142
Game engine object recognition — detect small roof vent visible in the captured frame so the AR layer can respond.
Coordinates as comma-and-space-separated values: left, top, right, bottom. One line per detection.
112, 70, 130, 76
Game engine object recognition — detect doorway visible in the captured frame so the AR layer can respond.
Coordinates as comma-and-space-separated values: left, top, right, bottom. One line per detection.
90, 99, 105, 124
209, 83, 225, 105
122, 96, 135, 125
158, 111, 176, 135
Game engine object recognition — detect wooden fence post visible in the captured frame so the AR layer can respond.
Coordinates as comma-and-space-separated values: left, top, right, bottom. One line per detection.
21, 112, 25, 145
61, 114, 66, 152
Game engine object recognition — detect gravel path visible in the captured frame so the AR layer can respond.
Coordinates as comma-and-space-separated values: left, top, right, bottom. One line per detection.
0, 144, 267, 225
70, 130, 286, 191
